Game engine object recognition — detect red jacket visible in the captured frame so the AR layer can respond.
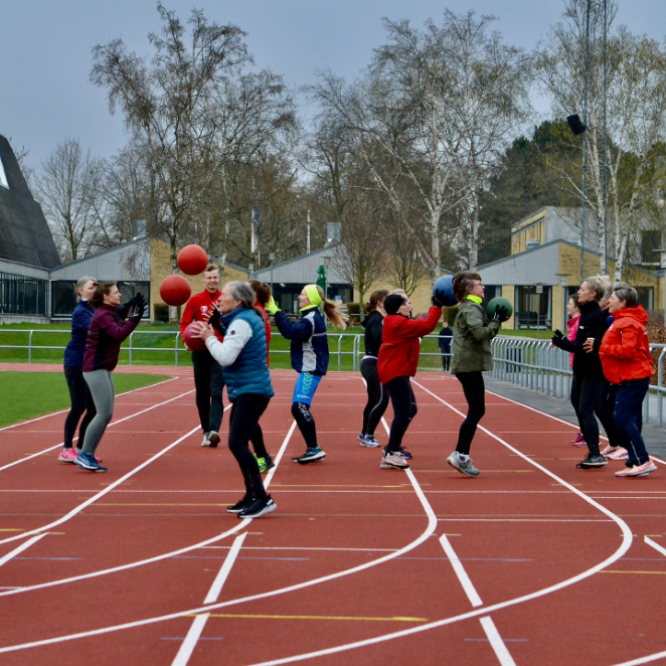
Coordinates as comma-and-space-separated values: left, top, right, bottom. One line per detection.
254, 301, 271, 365
378, 306, 442, 384
179, 289, 223, 343
598, 305, 654, 384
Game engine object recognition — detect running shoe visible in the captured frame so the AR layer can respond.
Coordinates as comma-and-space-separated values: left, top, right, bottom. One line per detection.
571, 432, 586, 445
75, 452, 107, 473
600, 444, 621, 457
446, 451, 480, 477
201, 432, 210, 447
227, 495, 254, 514
238, 496, 277, 519
357, 432, 366, 443
576, 453, 608, 469
360, 435, 380, 448
208, 431, 220, 448
256, 453, 275, 474
624, 459, 658, 477
58, 448, 78, 464
74, 447, 103, 462
292, 447, 326, 464
380, 451, 409, 469
608, 447, 629, 461
399, 447, 413, 460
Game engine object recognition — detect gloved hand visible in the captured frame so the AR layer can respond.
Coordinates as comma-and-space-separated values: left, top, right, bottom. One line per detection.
131, 293, 146, 320
431, 289, 446, 308
492, 304, 509, 322
551, 329, 564, 346
265, 296, 280, 316
208, 308, 225, 336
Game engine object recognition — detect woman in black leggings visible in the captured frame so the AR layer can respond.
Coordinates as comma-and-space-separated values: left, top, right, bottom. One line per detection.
359, 289, 388, 448
449, 271, 506, 477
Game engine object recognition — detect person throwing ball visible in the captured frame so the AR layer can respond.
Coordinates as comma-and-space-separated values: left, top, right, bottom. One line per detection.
265, 284, 347, 464
448, 272, 507, 477
377, 290, 443, 469
180, 264, 225, 448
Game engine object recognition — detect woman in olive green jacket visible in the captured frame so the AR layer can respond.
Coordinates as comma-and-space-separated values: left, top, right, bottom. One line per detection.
448, 271, 507, 477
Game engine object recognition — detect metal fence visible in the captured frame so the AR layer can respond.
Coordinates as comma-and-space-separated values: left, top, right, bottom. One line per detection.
2, 329, 665, 427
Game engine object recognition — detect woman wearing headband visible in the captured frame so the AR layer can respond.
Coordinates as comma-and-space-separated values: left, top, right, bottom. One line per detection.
265, 284, 348, 464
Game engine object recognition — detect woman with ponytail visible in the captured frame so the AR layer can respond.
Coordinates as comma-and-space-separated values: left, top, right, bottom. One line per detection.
358, 289, 389, 448
265, 284, 348, 464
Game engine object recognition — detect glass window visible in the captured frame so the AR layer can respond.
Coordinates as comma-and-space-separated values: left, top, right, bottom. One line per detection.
0, 154, 8, 189
0, 273, 47, 315
514, 285, 552, 329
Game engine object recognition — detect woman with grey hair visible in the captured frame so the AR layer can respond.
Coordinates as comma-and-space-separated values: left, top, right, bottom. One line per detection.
193, 282, 276, 519
60, 276, 98, 464
598, 285, 656, 477
552, 276, 619, 469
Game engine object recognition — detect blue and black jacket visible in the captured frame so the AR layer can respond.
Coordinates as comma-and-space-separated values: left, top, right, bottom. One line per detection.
274, 306, 329, 376
64, 300, 94, 367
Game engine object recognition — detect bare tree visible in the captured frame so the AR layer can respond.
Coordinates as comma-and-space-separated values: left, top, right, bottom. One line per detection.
34, 139, 100, 262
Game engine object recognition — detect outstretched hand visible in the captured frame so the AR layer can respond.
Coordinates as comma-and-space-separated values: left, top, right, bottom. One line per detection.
492, 304, 509, 322
265, 296, 280, 315
208, 308, 225, 336
431, 289, 446, 308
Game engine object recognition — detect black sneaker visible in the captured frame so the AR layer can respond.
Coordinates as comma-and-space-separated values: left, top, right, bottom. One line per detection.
237, 496, 276, 519
227, 495, 253, 514
292, 447, 325, 464
576, 453, 608, 469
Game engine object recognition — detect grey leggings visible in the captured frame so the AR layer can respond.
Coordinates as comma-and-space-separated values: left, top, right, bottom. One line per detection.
82, 370, 115, 455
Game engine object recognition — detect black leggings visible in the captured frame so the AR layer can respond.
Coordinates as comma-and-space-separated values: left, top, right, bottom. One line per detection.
361, 357, 390, 437
192, 350, 224, 433
385, 376, 417, 453
291, 402, 318, 449
570, 374, 618, 455
455, 371, 486, 455
63, 365, 96, 449
228, 394, 270, 500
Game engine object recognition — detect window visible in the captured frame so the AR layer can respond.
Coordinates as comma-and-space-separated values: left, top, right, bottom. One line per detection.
0, 154, 8, 189
0, 273, 47, 315
514, 285, 552, 329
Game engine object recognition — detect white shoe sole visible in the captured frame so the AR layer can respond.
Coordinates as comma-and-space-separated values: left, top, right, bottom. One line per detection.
239, 502, 277, 518
293, 451, 326, 464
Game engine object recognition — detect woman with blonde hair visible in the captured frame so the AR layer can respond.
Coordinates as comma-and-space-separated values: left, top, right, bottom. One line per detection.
265, 284, 347, 464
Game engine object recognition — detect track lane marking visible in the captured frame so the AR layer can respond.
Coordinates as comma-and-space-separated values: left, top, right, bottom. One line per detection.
0, 534, 48, 568
0, 378, 184, 473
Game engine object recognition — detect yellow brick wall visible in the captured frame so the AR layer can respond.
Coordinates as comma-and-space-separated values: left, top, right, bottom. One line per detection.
501, 284, 515, 329
511, 219, 545, 255
149, 239, 249, 321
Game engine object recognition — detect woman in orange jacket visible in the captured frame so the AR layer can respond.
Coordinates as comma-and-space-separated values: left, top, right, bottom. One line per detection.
596, 285, 656, 478
377, 292, 443, 470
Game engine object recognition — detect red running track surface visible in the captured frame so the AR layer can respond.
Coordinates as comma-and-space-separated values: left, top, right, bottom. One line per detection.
0, 367, 665, 666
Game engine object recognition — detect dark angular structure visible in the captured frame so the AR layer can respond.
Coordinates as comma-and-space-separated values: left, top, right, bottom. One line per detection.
0, 134, 60, 268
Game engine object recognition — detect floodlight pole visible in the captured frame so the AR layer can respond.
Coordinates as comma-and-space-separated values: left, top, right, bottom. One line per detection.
580, 0, 592, 284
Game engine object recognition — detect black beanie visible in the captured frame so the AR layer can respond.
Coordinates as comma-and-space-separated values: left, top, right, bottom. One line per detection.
384, 293, 405, 315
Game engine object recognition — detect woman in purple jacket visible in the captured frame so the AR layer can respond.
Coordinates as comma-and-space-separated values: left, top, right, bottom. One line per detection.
76, 282, 144, 472
60, 276, 97, 464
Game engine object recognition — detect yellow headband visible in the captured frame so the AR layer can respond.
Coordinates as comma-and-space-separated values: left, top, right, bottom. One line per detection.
304, 284, 322, 307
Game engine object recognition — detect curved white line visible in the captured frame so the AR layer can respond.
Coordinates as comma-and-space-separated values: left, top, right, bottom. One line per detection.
0, 420, 297, 598
0, 377, 181, 472
0, 377, 633, 656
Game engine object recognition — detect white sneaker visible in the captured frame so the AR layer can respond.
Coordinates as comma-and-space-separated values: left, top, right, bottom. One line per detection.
208, 431, 220, 447
608, 447, 629, 461
380, 451, 409, 469
201, 432, 210, 447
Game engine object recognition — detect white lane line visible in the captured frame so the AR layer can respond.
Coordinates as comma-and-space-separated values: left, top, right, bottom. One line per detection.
479, 617, 518, 666
0, 534, 48, 568
0, 420, 296, 599
171, 533, 248, 666
0, 417, 200, 547
0, 378, 183, 472
0, 404, 441, 652
644, 536, 666, 558
439, 534, 483, 607
609, 650, 666, 666
0, 379, 633, 658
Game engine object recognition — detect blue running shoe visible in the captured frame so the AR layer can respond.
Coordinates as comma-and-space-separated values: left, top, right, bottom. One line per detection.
399, 447, 412, 460
75, 452, 107, 473
292, 447, 326, 464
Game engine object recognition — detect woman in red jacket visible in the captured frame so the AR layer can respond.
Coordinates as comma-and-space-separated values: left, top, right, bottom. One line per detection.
377, 292, 443, 469
597, 285, 656, 478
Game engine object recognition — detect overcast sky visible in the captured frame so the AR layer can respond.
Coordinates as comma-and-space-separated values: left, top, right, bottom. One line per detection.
1, 0, 665, 169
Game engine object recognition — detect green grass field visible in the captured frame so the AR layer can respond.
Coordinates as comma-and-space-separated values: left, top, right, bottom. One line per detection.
0, 372, 168, 427
0, 322, 549, 372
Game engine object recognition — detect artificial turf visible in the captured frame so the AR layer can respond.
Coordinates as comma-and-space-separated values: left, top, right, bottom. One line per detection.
0, 372, 167, 427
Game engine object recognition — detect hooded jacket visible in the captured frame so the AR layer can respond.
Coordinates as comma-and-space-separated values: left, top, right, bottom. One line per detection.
377, 305, 441, 384
553, 300, 608, 378
362, 309, 384, 358
599, 305, 654, 384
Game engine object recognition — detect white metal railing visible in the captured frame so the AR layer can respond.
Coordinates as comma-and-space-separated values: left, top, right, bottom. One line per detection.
2, 329, 664, 426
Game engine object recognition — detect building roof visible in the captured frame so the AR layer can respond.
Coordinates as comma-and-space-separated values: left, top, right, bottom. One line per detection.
0, 134, 61, 269
253, 244, 350, 285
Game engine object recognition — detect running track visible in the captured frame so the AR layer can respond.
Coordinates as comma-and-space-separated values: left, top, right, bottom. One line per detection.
0, 365, 665, 666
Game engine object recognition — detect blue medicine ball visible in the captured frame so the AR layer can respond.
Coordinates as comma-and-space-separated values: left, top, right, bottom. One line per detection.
433, 275, 458, 307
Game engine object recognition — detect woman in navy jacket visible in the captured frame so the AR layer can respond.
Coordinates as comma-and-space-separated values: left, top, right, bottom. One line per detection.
60, 277, 97, 464
265, 284, 347, 464
193, 282, 276, 519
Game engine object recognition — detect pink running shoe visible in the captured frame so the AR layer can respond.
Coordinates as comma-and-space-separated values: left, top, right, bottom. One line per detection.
601, 445, 621, 458
622, 460, 658, 477
608, 448, 628, 461
571, 432, 585, 445
58, 448, 78, 464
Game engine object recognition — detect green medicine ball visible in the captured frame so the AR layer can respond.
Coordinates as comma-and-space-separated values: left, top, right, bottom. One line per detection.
486, 296, 513, 320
